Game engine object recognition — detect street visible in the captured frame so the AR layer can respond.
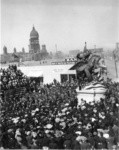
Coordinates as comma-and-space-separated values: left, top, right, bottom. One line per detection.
105, 58, 119, 81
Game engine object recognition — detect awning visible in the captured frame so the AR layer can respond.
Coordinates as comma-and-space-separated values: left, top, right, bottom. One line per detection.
61, 70, 76, 75
19, 67, 43, 77
25, 71, 43, 77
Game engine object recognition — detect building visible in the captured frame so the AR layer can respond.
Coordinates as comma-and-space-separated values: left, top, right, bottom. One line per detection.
0, 26, 50, 63
29, 26, 40, 54
28, 26, 49, 61
113, 42, 119, 61
54, 51, 64, 59
0, 53, 14, 63
89, 48, 103, 53
115, 42, 119, 51
88, 48, 104, 57
40, 45, 49, 59
69, 50, 80, 57
83, 42, 104, 57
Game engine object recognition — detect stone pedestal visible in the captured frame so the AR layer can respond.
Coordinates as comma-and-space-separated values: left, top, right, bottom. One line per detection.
76, 83, 106, 105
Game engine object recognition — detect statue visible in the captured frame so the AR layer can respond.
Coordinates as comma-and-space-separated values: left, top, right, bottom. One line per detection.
70, 44, 107, 89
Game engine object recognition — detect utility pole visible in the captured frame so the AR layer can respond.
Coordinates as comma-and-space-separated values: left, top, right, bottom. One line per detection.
55, 44, 57, 52
55, 44, 58, 58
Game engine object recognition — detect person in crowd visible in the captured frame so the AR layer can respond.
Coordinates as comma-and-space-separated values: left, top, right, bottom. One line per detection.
0, 65, 119, 149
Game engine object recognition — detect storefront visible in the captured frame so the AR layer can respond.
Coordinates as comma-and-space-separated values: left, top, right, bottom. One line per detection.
60, 70, 76, 83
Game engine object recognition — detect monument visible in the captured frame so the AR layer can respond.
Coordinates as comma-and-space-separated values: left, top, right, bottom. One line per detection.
70, 42, 107, 105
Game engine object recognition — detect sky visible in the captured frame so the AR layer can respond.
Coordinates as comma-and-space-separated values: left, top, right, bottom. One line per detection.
1, 0, 119, 54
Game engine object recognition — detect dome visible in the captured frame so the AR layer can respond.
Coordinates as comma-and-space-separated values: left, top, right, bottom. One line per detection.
30, 26, 39, 38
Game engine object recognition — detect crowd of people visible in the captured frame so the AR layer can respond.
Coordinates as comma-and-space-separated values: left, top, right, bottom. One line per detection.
0, 65, 119, 149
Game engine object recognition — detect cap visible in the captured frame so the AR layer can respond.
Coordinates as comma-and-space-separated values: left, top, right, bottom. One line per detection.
75, 131, 82, 135
45, 124, 53, 129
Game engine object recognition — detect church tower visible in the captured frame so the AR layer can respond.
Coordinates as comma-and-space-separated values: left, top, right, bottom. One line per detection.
29, 26, 40, 53
3, 46, 8, 55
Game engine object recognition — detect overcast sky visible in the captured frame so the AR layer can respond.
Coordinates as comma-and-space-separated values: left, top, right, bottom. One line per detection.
1, 0, 119, 54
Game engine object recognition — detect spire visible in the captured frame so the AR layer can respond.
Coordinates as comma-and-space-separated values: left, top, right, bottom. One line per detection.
33, 25, 35, 30
85, 42, 87, 48
84, 42, 87, 52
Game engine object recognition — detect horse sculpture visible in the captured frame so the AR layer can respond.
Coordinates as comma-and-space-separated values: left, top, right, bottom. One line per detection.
70, 50, 107, 89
